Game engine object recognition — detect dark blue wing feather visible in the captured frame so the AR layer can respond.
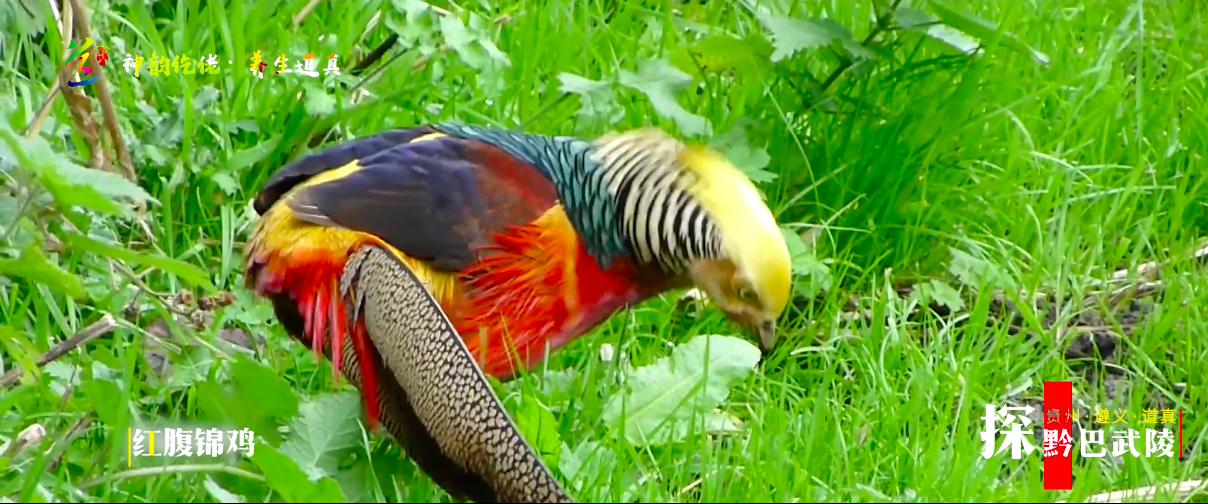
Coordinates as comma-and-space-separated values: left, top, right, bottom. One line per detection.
254, 126, 440, 215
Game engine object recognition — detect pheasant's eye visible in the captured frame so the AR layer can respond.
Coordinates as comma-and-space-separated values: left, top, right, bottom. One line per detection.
736, 286, 758, 304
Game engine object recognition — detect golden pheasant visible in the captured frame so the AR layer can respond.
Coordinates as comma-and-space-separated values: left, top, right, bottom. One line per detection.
244, 125, 792, 502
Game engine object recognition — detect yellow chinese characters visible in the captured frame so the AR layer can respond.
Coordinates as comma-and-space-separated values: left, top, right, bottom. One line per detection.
122, 52, 222, 77
1092, 407, 1180, 425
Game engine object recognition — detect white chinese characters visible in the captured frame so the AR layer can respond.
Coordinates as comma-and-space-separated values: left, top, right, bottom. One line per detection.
1042, 428, 1073, 458
130, 427, 256, 461
980, 404, 1037, 460
980, 404, 1180, 461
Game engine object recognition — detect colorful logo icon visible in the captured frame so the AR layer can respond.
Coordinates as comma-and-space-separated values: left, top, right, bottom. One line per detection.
65, 37, 109, 87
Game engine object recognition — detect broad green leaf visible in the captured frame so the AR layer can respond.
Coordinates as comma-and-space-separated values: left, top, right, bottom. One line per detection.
780, 226, 810, 273
517, 367, 583, 414
0, 325, 41, 388
44, 362, 81, 398
928, 3, 1050, 67
894, 6, 980, 56
514, 396, 562, 470
759, 14, 873, 62
670, 33, 773, 74
203, 477, 247, 503
0, 191, 19, 224
468, 12, 511, 67
210, 172, 241, 196
230, 355, 300, 422
910, 279, 965, 313
558, 73, 622, 122
558, 73, 611, 95
871, 0, 893, 20
302, 83, 336, 117
0, 243, 86, 299
44, 162, 156, 206
222, 135, 282, 174
440, 14, 474, 51
440, 14, 508, 71
383, 11, 424, 47
708, 124, 775, 183
333, 458, 377, 503
618, 58, 712, 137
39, 171, 126, 216
2, 211, 43, 254
558, 440, 621, 495
781, 226, 832, 298
948, 247, 1015, 291
250, 444, 348, 503
59, 231, 216, 292
705, 409, 744, 435
280, 392, 364, 477
81, 379, 124, 429
227, 285, 277, 328
196, 355, 299, 446
601, 334, 760, 446
91, 361, 119, 382
478, 38, 512, 67
0, 0, 47, 38
391, 0, 430, 19
0, 122, 146, 216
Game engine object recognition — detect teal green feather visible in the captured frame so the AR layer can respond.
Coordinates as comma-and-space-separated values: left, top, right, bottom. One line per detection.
431, 123, 631, 268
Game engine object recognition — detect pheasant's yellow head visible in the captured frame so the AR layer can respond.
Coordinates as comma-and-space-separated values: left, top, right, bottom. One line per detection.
677, 144, 792, 353
591, 129, 793, 353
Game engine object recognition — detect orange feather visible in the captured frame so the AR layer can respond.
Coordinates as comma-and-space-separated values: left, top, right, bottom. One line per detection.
454, 205, 658, 378
247, 196, 665, 426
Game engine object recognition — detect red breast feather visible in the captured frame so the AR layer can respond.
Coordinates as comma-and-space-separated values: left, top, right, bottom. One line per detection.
245, 205, 387, 428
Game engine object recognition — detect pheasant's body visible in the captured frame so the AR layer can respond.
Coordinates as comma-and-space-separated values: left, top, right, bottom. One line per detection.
246, 125, 680, 425
246, 124, 794, 502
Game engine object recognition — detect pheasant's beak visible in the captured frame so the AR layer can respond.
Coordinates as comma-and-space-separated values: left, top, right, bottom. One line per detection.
756, 318, 776, 354
688, 258, 781, 355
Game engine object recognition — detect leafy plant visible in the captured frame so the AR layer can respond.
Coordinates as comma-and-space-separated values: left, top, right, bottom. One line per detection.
2, 0, 1200, 502
601, 334, 760, 447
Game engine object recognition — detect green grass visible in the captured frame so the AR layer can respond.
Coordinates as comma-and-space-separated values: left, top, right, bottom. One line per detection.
1, 0, 1206, 502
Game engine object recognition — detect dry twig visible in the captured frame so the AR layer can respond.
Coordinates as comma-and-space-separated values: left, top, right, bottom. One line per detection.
291, 0, 323, 28
0, 314, 119, 387
66, 0, 138, 186
45, 417, 93, 472
0, 423, 46, 460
